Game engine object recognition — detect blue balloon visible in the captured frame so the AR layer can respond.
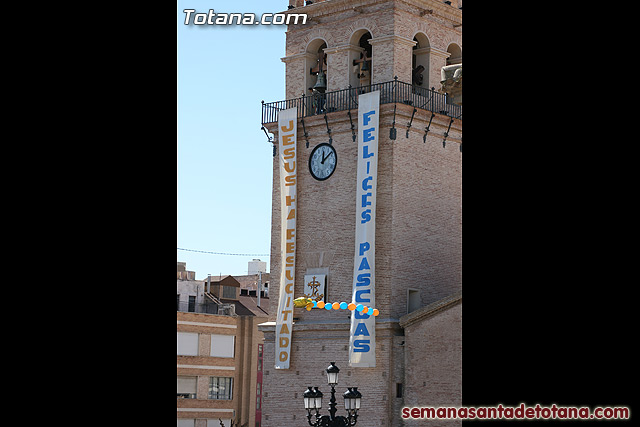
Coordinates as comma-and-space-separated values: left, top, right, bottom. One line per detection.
356, 304, 364, 312
312, 300, 317, 307
325, 303, 332, 310
339, 302, 348, 309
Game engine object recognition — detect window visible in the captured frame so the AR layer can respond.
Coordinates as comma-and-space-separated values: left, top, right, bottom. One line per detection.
177, 420, 194, 427
177, 376, 197, 399
209, 377, 233, 400
188, 295, 196, 312
177, 332, 199, 356
222, 285, 236, 299
407, 289, 421, 313
210, 334, 235, 358
256, 383, 261, 409
396, 382, 403, 398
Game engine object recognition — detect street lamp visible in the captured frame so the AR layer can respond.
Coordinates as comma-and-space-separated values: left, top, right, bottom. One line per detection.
343, 387, 361, 410
304, 387, 316, 410
303, 362, 360, 427
326, 361, 340, 385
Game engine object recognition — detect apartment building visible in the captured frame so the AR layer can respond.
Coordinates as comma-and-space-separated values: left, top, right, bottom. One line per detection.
177, 263, 269, 427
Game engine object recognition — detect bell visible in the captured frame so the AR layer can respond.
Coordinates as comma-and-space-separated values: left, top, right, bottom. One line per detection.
313, 70, 327, 93
360, 59, 369, 72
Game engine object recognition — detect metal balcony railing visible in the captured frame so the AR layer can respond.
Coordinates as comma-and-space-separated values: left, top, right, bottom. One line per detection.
177, 301, 219, 315
177, 301, 237, 316
261, 78, 462, 124
176, 393, 197, 399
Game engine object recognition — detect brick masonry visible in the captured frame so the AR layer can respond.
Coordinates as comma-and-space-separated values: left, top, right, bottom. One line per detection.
177, 311, 266, 427
283, 0, 462, 98
400, 292, 462, 426
261, 1, 462, 426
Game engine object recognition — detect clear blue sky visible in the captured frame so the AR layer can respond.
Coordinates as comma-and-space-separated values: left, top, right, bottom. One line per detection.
177, 0, 288, 278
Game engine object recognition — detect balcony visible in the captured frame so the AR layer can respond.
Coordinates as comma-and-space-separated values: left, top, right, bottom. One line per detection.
177, 392, 197, 399
261, 78, 462, 124
177, 301, 236, 316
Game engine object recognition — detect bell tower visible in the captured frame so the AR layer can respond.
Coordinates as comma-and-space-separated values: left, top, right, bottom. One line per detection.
260, 1, 462, 426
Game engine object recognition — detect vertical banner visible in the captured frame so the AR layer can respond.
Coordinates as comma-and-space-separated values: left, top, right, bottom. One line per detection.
275, 107, 297, 369
349, 90, 379, 367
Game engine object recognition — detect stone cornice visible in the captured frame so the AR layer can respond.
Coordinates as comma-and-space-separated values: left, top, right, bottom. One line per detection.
323, 44, 363, 55
280, 0, 389, 19
428, 46, 452, 58
282, 0, 461, 38
281, 0, 461, 22
397, 0, 462, 25
258, 318, 403, 335
281, 52, 317, 63
369, 34, 417, 47
398, 290, 462, 328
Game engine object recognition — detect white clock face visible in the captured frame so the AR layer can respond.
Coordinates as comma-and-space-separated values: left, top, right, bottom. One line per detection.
309, 143, 337, 181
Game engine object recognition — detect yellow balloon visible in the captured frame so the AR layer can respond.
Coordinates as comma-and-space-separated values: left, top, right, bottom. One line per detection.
348, 303, 356, 310
293, 297, 312, 308
332, 302, 340, 310
317, 301, 325, 309
306, 305, 312, 311
362, 306, 369, 314
372, 309, 380, 316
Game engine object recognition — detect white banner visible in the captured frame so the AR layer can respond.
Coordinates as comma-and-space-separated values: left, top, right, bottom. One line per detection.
275, 107, 297, 369
349, 90, 379, 367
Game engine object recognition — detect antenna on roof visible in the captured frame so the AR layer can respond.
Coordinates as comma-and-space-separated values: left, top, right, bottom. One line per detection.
257, 270, 262, 308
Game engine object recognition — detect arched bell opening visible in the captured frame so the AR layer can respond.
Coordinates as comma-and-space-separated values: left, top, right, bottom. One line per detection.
306, 39, 328, 95
446, 43, 462, 65
412, 33, 431, 90
349, 30, 373, 91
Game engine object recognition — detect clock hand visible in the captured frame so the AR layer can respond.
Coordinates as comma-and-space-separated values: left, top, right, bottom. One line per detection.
321, 150, 334, 164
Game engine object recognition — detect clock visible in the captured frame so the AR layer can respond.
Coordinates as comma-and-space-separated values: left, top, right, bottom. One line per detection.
309, 142, 337, 181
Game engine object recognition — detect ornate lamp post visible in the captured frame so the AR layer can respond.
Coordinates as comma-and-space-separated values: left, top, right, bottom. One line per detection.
303, 362, 361, 427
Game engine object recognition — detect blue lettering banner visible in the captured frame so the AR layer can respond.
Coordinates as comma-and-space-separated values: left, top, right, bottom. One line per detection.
349, 90, 379, 367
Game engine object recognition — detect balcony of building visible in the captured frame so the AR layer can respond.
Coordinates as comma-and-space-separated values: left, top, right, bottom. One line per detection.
177, 300, 236, 316
261, 78, 461, 125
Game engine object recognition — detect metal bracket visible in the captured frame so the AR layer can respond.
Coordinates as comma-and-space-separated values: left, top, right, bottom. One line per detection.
301, 116, 310, 148
347, 110, 356, 142
261, 125, 273, 143
423, 112, 435, 143
442, 117, 454, 148
389, 104, 397, 140
406, 107, 417, 138
261, 125, 277, 156
323, 112, 333, 145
